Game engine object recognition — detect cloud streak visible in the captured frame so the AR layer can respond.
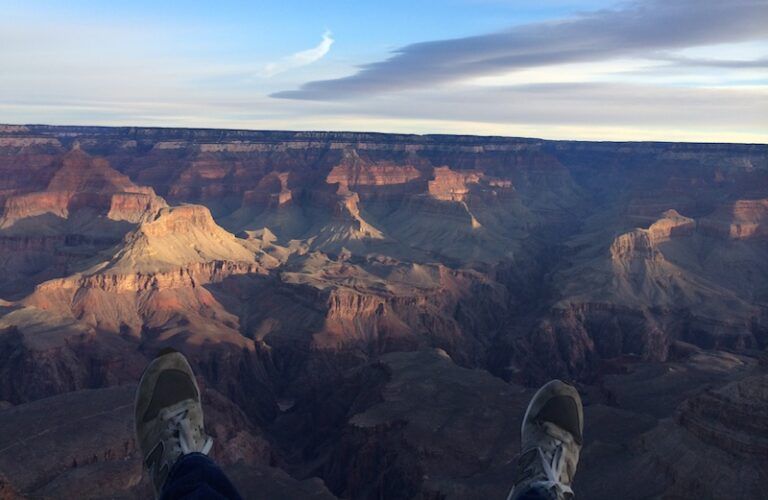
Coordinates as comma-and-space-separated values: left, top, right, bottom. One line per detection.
263, 30, 334, 77
657, 54, 768, 69
5, 81, 765, 143
336, 83, 768, 130
273, 0, 768, 100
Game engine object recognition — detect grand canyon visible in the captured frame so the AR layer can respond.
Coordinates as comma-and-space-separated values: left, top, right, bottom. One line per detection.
0, 124, 766, 499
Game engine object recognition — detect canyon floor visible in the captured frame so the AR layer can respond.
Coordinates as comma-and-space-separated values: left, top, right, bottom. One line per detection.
0, 124, 766, 499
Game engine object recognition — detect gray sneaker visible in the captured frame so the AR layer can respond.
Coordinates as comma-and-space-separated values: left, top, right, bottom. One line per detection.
508, 379, 583, 500
134, 348, 213, 497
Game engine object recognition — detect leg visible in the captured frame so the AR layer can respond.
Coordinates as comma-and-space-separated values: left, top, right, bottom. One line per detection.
160, 452, 243, 500
507, 380, 583, 500
513, 483, 559, 500
134, 348, 243, 499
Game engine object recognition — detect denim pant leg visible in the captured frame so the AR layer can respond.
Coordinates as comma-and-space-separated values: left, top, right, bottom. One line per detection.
512, 484, 560, 500
160, 453, 243, 500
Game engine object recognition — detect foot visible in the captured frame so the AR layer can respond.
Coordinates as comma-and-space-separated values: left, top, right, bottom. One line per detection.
508, 380, 583, 500
134, 348, 213, 497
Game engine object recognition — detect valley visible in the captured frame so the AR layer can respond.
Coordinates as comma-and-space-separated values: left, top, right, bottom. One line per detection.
0, 124, 765, 499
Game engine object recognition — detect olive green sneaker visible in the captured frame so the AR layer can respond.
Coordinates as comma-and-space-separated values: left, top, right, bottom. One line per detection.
134, 349, 213, 497
508, 380, 584, 500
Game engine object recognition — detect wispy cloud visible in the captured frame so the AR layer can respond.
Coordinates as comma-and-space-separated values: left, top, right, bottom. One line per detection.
273, 0, 768, 100
656, 54, 768, 69
263, 30, 334, 77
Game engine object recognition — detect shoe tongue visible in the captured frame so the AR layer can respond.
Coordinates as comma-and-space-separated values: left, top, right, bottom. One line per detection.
143, 370, 199, 422
541, 421, 574, 445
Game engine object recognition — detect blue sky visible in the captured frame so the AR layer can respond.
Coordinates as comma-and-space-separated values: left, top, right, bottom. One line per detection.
1, 0, 767, 142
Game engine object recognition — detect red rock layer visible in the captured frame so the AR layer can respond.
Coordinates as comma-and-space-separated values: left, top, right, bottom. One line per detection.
0, 148, 165, 227
700, 198, 768, 239
427, 166, 482, 202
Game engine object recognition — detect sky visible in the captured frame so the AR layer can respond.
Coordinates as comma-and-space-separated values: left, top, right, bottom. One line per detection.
1, 0, 767, 142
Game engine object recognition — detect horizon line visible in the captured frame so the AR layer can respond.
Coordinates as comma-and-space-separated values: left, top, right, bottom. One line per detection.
3, 123, 766, 147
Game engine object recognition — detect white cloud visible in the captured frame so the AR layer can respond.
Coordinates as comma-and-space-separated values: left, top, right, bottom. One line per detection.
274, 0, 768, 100
263, 31, 334, 77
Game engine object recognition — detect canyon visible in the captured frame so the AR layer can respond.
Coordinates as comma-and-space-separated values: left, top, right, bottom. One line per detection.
0, 124, 766, 499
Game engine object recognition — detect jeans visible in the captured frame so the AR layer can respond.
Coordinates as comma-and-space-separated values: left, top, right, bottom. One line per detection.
511, 484, 560, 500
160, 453, 243, 500
160, 453, 559, 500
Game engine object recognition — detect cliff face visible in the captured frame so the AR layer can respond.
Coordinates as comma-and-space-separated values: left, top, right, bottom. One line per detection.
326, 149, 423, 190
0, 125, 766, 498
0, 146, 167, 298
0, 147, 165, 227
699, 198, 768, 239
427, 166, 482, 202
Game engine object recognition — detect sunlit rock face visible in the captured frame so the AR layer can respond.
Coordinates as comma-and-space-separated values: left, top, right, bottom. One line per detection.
699, 198, 768, 239
427, 166, 481, 202
0, 148, 165, 228
0, 125, 766, 499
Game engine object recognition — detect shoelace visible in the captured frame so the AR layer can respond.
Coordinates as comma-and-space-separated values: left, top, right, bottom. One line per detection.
532, 444, 573, 497
510, 439, 574, 500
163, 406, 213, 456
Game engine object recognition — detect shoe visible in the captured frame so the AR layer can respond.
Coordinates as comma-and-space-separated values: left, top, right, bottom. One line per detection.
134, 348, 213, 497
508, 379, 583, 500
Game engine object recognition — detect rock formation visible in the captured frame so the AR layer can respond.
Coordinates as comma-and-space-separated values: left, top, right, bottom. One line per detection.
700, 198, 768, 239
0, 147, 167, 298
0, 147, 165, 228
427, 166, 482, 202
